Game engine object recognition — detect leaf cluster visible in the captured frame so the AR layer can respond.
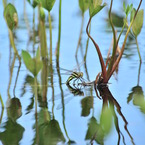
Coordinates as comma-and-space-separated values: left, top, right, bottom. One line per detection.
22, 48, 43, 77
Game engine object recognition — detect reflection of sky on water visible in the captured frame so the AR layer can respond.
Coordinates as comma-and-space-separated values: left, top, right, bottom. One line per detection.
0, 0, 145, 144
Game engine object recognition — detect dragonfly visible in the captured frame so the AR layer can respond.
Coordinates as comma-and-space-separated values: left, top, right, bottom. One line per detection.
66, 71, 84, 85
58, 63, 85, 85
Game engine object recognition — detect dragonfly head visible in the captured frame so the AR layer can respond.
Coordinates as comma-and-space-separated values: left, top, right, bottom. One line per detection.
80, 72, 83, 77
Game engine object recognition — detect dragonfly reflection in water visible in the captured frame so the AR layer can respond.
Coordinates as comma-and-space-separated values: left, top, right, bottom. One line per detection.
52, 83, 84, 110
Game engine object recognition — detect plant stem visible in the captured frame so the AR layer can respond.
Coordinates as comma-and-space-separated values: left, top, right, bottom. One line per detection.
107, 0, 143, 81
107, 0, 117, 76
117, 18, 126, 45
0, 94, 4, 109
86, 17, 107, 82
136, 38, 142, 63
84, 22, 91, 61
56, 0, 62, 61
34, 76, 38, 115
48, 11, 52, 64
75, 14, 84, 57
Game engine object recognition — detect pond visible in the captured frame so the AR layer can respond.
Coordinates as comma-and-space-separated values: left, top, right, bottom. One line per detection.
0, 0, 145, 145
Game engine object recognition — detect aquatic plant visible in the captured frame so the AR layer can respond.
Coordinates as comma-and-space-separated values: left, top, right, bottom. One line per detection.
86, 0, 143, 85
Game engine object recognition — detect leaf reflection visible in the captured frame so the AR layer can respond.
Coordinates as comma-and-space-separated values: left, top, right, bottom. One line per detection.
6, 97, 22, 122
87, 86, 135, 145
128, 86, 145, 113
0, 119, 25, 145
81, 96, 94, 117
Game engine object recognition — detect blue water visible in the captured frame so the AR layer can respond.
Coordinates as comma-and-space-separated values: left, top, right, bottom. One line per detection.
0, 0, 145, 145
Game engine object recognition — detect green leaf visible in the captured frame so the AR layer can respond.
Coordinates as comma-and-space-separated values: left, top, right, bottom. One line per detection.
40, 0, 56, 12
130, 8, 136, 22
39, 7, 45, 21
22, 50, 43, 76
7, 98, 22, 121
27, 0, 38, 8
36, 47, 41, 60
123, 2, 126, 12
4, 3, 18, 30
89, 1, 106, 18
79, 0, 89, 13
132, 9, 144, 37
123, 3, 133, 16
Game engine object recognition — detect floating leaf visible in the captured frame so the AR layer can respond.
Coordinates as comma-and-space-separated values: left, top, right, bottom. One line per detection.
40, 0, 56, 12
79, 0, 89, 14
22, 49, 43, 76
131, 9, 144, 37
4, 3, 18, 30
89, 1, 106, 18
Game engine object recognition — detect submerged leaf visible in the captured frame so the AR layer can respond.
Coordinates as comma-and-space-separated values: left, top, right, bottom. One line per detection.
4, 3, 18, 30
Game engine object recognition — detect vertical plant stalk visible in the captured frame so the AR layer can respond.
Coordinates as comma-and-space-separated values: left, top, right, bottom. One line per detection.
107, 0, 117, 76
13, 55, 21, 97
75, 14, 84, 57
34, 77, 38, 114
136, 38, 142, 62
24, 0, 31, 37
39, 7, 48, 102
9, 30, 19, 56
56, 0, 62, 61
84, 23, 91, 61
7, 54, 16, 99
0, 94, 4, 109
56, 61, 71, 142
48, 12, 53, 64
50, 64, 55, 119
86, 17, 107, 82
137, 62, 141, 86
33, 9, 36, 54
107, 0, 143, 81
34, 77, 39, 144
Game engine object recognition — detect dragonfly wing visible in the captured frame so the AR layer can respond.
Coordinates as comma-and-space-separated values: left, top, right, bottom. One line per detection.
56, 97, 73, 110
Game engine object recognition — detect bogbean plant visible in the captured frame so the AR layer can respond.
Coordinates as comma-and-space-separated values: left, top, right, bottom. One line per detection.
3, 0, 144, 86
85, 0, 143, 85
